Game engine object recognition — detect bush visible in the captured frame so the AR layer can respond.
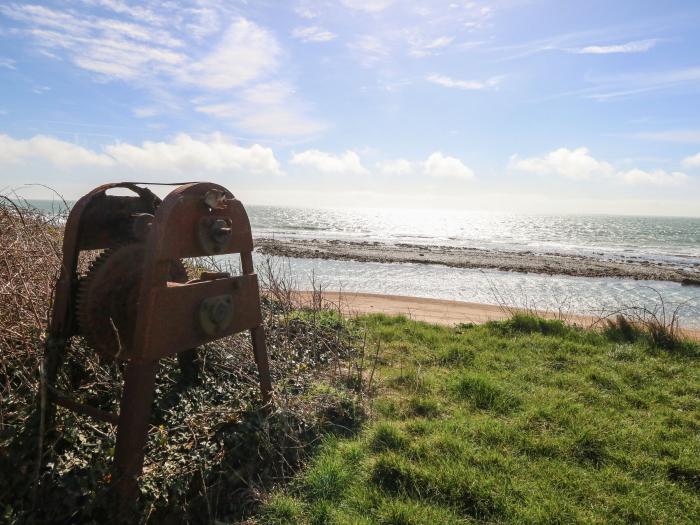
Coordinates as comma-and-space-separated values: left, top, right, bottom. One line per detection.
0, 199, 369, 524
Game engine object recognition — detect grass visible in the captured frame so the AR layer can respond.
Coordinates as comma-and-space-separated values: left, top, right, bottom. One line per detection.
257, 313, 700, 524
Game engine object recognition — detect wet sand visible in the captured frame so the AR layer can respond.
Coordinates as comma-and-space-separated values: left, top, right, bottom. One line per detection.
257, 238, 700, 284
294, 291, 700, 340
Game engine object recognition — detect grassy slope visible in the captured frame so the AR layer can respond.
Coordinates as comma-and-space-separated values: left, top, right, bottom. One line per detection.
259, 314, 700, 524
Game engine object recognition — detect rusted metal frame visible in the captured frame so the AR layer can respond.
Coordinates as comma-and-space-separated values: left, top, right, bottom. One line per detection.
42, 181, 274, 508
112, 359, 159, 503
48, 385, 119, 425
241, 251, 273, 403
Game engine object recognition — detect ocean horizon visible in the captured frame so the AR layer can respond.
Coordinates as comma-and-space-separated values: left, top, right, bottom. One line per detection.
24, 199, 699, 328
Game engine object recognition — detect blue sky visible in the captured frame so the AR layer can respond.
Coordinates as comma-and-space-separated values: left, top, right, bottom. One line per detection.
1, 0, 700, 215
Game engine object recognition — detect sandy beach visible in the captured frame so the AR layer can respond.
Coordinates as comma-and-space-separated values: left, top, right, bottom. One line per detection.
294, 290, 700, 339
257, 238, 700, 284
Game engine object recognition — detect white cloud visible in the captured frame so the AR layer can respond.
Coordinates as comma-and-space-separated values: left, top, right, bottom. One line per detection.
682, 153, 700, 168
509, 147, 613, 180
377, 158, 414, 176
577, 39, 658, 54
0, 134, 115, 168
424, 152, 474, 179
292, 26, 337, 43
510, 147, 689, 186
340, 0, 395, 13
294, 3, 319, 19
618, 169, 688, 186
290, 150, 368, 175
0, 133, 283, 177
427, 73, 502, 90
182, 18, 280, 90
105, 134, 282, 176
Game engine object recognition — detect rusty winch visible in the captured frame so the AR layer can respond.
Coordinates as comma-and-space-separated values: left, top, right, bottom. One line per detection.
42, 182, 272, 504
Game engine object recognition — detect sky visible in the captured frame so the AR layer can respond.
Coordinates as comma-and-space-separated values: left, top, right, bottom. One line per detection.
1, 0, 700, 215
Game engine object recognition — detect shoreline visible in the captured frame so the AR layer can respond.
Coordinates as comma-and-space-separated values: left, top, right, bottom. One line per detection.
294, 290, 700, 339
257, 237, 700, 284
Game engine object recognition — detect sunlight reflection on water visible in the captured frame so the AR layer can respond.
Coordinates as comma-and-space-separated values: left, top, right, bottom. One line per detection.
248, 253, 700, 329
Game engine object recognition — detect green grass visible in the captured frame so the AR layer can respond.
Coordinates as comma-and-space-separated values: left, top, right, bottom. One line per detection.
258, 314, 700, 524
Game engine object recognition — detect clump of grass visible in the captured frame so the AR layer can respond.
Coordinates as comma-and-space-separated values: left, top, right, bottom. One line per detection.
600, 292, 697, 354
604, 314, 642, 343
369, 423, 407, 452
261, 494, 305, 524
371, 452, 428, 495
439, 341, 475, 366
452, 373, 520, 414
406, 396, 440, 418
303, 451, 354, 501
495, 313, 569, 337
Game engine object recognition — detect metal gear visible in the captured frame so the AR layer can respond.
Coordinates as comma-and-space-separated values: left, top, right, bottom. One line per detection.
76, 244, 187, 359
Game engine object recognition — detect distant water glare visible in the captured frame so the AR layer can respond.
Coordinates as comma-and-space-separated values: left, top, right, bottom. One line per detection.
248, 206, 700, 268
244, 205, 700, 327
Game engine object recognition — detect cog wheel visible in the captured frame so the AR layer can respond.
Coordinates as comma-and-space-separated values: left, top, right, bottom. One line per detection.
76, 244, 187, 360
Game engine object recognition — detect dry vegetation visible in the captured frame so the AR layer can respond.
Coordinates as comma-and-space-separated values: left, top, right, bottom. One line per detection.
0, 198, 371, 524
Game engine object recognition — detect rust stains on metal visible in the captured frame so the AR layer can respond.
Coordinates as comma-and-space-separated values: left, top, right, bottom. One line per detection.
42, 182, 273, 509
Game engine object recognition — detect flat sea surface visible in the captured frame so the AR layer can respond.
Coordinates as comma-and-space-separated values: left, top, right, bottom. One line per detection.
27, 200, 700, 327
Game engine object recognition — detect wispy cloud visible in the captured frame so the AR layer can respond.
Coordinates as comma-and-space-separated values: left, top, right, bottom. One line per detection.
348, 35, 390, 66
627, 130, 700, 143
585, 66, 700, 100
195, 82, 327, 138
1, 2, 324, 138
576, 38, 658, 54
408, 35, 454, 58
292, 26, 337, 43
427, 73, 503, 90
340, 0, 396, 13
0, 57, 16, 69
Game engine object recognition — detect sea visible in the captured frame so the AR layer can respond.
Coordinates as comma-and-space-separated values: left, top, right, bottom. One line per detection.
26, 200, 700, 328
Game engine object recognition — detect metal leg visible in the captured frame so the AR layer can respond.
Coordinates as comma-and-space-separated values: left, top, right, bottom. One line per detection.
177, 348, 199, 385
40, 336, 67, 433
112, 360, 158, 506
250, 326, 272, 403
